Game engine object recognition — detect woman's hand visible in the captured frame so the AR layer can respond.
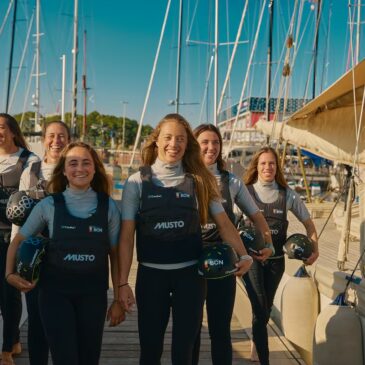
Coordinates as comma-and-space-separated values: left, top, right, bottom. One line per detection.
252, 247, 273, 263
107, 300, 126, 327
118, 284, 136, 313
304, 251, 319, 265
235, 256, 253, 276
6, 273, 36, 293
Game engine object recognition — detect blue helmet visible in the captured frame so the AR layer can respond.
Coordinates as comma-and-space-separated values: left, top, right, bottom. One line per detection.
16, 236, 48, 282
198, 242, 238, 279
238, 225, 265, 251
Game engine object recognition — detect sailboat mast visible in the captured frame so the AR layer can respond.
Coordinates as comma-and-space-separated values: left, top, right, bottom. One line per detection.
82, 29, 87, 138
312, 0, 322, 99
34, 0, 41, 130
265, 0, 274, 122
71, 0, 79, 137
61, 54, 66, 122
5, 0, 18, 113
175, 0, 183, 114
355, 0, 361, 64
213, 0, 219, 126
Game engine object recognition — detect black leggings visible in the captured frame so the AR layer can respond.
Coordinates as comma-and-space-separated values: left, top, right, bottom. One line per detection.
25, 286, 49, 365
242, 257, 285, 365
38, 287, 107, 365
192, 274, 236, 365
136, 264, 205, 365
0, 232, 21, 352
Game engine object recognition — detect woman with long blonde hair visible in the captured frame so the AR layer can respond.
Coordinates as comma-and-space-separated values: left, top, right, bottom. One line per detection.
243, 146, 319, 365
118, 113, 252, 364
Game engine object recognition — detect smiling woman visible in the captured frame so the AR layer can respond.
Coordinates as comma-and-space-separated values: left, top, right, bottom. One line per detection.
8, 120, 70, 365
6, 142, 124, 365
242, 146, 319, 365
118, 113, 252, 365
63, 146, 96, 191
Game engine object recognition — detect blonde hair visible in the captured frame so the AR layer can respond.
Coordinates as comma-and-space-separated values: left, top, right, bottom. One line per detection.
142, 113, 220, 224
48, 142, 110, 195
244, 146, 288, 188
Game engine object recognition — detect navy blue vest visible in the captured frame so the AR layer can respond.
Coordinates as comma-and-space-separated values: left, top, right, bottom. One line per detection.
201, 170, 235, 244
247, 184, 288, 257
136, 166, 202, 264
0, 149, 31, 228
40, 192, 110, 293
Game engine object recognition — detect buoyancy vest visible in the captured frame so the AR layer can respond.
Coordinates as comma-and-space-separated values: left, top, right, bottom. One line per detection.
0, 149, 31, 228
247, 184, 288, 257
136, 165, 202, 264
201, 170, 235, 244
41, 192, 110, 293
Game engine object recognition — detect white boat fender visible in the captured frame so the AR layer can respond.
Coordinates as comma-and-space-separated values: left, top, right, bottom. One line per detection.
313, 293, 364, 365
281, 265, 319, 353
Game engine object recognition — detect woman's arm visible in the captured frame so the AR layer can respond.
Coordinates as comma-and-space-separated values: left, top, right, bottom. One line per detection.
118, 220, 136, 312
107, 245, 126, 326
302, 218, 319, 265
6, 233, 36, 292
212, 211, 252, 276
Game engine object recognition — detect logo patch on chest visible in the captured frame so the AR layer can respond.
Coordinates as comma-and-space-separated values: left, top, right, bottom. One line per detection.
154, 221, 185, 229
176, 192, 190, 198
147, 194, 162, 199
61, 225, 76, 230
63, 254, 96, 262
89, 225, 103, 233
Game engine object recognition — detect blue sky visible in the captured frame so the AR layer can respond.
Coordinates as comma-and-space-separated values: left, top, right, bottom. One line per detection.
0, 0, 363, 128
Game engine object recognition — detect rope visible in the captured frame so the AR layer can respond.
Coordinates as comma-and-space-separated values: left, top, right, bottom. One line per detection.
317, 183, 348, 239
216, 0, 248, 116
0, 0, 14, 37
9, 11, 34, 111
224, 0, 267, 157
129, 0, 172, 167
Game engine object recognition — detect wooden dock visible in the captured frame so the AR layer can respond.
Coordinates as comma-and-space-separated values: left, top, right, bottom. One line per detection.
10, 255, 303, 364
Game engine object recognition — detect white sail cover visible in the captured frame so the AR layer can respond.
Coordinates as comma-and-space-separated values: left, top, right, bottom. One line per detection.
256, 59, 365, 166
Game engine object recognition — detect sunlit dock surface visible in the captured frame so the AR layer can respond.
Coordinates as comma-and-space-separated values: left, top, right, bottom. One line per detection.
12, 253, 303, 364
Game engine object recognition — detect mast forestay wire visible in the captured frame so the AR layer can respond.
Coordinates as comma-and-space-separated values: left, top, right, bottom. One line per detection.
129, 0, 172, 168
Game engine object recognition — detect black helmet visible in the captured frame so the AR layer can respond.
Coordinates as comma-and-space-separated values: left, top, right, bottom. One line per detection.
16, 236, 48, 282
239, 226, 264, 251
284, 233, 313, 260
198, 242, 238, 279
6, 191, 39, 226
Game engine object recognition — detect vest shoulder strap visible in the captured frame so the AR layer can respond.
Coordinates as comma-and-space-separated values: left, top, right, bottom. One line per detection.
29, 161, 42, 188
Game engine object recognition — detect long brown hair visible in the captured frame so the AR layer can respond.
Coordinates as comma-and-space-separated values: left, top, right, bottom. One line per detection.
142, 113, 220, 224
48, 142, 110, 195
0, 113, 29, 149
193, 123, 226, 171
244, 146, 288, 188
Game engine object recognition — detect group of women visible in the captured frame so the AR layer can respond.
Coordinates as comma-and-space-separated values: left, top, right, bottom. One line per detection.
0, 112, 319, 365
